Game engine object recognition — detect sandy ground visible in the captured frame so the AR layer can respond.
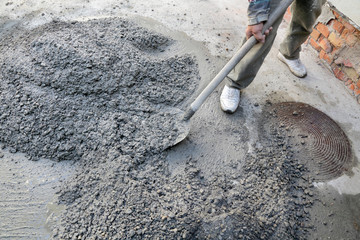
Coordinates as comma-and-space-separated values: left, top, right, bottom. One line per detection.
1, 0, 360, 239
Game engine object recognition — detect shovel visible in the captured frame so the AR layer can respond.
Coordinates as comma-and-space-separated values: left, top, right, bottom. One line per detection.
173, 0, 295, 145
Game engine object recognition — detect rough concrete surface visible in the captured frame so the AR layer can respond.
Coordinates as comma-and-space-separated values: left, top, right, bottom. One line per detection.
0, 0, 360, 239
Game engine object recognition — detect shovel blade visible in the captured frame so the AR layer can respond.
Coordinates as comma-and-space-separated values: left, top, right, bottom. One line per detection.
172, 119, 191, 146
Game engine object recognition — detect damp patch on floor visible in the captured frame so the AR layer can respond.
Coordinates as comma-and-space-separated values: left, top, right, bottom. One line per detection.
0, 147, 76, 239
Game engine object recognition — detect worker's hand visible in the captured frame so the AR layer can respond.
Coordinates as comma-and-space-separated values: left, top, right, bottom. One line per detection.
246, 23, 273, 43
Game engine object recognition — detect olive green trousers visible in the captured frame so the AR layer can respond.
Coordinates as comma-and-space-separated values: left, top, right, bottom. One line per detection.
227, 0, 326, 89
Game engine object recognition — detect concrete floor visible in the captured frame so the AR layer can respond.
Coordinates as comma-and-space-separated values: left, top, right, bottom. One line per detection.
1, 0, 359, 239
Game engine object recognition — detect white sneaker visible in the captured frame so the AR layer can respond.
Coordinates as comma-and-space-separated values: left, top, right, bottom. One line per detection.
277, 52, 307, 78
220, 85, 240, 113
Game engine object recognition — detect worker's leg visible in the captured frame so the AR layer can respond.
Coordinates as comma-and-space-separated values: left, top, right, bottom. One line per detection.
279, 0, 326, 59
226, 0, 284, 90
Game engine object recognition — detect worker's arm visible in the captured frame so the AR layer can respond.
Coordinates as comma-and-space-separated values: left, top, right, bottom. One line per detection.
248, 0, 270, 25
247, 0, 272, 43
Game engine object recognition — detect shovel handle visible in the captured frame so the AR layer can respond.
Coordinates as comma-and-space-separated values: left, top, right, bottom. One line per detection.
183, 0, 295, 120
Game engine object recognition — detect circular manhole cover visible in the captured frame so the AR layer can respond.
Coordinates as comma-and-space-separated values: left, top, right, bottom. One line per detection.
270, 102, 353, 181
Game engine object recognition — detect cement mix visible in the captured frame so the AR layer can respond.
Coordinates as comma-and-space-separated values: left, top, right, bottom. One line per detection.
0, 17, 317, 239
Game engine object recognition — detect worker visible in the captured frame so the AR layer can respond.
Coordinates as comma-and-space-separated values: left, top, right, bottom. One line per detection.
220, 0, 326, 113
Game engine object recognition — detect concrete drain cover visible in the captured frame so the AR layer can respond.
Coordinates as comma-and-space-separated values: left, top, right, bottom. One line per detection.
271, 102, 352, 181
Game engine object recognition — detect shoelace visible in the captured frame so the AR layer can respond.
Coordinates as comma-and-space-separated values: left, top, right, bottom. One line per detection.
288, 59, 302, 67
226, 88, 239, 99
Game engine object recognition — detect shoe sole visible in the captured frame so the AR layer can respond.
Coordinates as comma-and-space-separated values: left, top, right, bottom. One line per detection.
222, 108, 236, 114
220, 103, 238, 114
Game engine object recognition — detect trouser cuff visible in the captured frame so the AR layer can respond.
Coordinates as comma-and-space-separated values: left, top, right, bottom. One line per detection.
279, 47, 301, 60
226, 76, 243, 90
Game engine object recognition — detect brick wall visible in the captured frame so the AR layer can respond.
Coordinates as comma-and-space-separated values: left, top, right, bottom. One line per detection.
284, 5, 360, 104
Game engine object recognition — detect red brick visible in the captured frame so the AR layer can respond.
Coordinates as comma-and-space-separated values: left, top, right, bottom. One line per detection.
331, 62, 338, 70
354, 89, 360, 97
332, 10, 340, 19
357, 80, 360, 89
336, 70, 346, 81
284, 7, 292, 22
340, 29, 349, 39
316, 23, 330, 38
310, 29, 321, 40
345, 79, 353, 86
338, 16, 345, 24
319, 38, 332, 52
328, 32, 344, 48
332, 19, 345, 34
309, 38, 322, 51
355, 29, 360, 39
345, 34, 358, 47
343, 22, 356, 33
349, 84, 355, 91
343, 59, 353, 68
332, 65, 346, 81
331, 47, 341, 55
319, 50, 332, 64
287, 7, 291, 14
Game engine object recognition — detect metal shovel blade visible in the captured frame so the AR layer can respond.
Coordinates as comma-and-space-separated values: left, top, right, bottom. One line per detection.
168, 107, 195, 147
172, 119, 191, 146
162, 107, 192, 148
